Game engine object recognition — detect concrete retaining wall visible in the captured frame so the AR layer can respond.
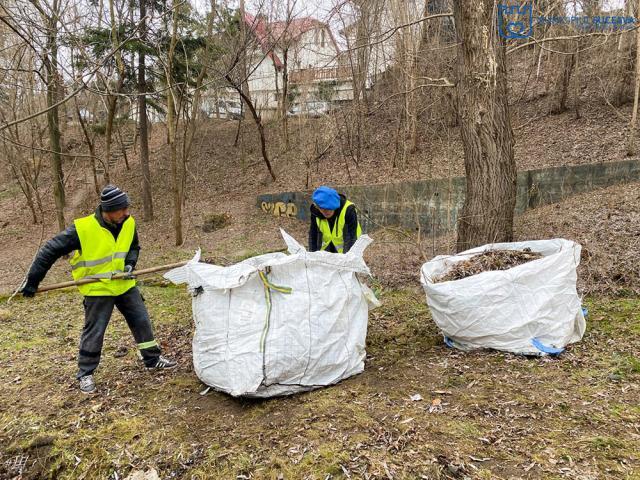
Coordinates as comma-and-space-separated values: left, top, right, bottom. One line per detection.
257, 159, 640, 234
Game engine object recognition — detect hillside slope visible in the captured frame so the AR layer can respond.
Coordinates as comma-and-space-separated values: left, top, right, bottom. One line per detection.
0, 53, 638, 295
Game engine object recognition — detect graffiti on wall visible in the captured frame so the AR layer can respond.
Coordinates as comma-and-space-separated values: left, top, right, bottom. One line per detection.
261, 201, 298, 218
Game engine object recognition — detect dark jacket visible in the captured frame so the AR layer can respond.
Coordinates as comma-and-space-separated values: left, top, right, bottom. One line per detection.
23, 207, 140, 293
309, 194, 358, 253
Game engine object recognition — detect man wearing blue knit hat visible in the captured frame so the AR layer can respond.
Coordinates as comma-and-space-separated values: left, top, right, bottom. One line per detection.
309, 186, 361, 253
21, 185, 176, 394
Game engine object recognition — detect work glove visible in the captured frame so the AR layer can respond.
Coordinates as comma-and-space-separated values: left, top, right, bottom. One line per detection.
122, 265, 136, 280
21, 284, 37, 298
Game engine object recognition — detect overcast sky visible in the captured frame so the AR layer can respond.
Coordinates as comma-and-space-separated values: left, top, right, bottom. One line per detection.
192, 0, 632, 54
202, 0, 354, 48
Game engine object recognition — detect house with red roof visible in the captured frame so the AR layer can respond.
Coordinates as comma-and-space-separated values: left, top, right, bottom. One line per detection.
217, 12, 354, 118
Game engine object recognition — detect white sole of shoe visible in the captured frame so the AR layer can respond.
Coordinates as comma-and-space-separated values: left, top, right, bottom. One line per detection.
146, 364, 178, 370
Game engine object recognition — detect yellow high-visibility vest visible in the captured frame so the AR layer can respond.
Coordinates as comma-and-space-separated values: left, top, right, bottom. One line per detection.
316, 200, 362, 253
69, 214, 137, 296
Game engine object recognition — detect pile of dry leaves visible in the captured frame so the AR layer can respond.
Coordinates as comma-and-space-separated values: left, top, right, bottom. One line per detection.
434, 248, 543, 282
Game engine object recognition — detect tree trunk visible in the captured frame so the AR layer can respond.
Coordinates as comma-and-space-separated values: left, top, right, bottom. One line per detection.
548, 43, 575, 114
239, 0, 250, 102
115, 123, 130, 170
19, 161, 39, 224
167, 1, 182, 245
138, 0, 153, 220
75, 103, 101, 195
4, 140, 39, 224
229, 78, 276, 181
182, 0, 216, 166
626, 0, 640, 156
103, 0, 127, 181
281, 48, 289, 150
344, 0, 370, 166
354, 1, 371, 109
104, 93, 116, 179
392, 0, 418, 155
233, 114, 243, 147
45, 2, 65, 231
454, 0, 517, 252
613, 0, 634, 106
573, 41, 581, 119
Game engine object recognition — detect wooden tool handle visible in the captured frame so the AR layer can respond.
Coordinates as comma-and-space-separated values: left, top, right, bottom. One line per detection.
36, 260, 189, 293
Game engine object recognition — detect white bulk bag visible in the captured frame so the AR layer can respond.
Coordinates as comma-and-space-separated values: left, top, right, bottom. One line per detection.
420, 239, 586, 355
165, 229, 379, 397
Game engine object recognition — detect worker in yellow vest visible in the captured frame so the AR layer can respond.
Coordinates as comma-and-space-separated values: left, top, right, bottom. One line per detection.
309, 186, 361, 253
21, 185, 176, 394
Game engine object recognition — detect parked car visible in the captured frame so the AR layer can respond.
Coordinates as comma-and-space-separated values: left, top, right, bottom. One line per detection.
288, 101, 331, 118
221, 100, 243, 119
287, 103, 305, 117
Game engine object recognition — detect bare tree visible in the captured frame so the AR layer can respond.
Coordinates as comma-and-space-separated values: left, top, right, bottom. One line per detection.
74, 100, 102, 196
0, 0, 69, 229
627, 0, 640, 155
30, 0, 67, 230
266, 0, 296, 150
613, 0, 635, 105
138, 0, 153, 220
1, 90, 46, 223
181, 0, 217, 175
215, 4, 277, 181
340, 0, 378, 166
390, 0, 422, 158
454, 0, 517, 251
154, 0, 218, 245
0, 20, 49, 223
164, 0, 183, 245
100, 0, 128, 182
548, 42, 577, 114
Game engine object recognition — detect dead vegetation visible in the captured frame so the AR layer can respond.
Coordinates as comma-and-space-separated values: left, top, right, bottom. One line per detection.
201, 213, 232, 233
433, 249, 543, 283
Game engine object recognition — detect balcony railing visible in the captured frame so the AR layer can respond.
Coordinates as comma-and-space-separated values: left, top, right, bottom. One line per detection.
289, 66, 352, 83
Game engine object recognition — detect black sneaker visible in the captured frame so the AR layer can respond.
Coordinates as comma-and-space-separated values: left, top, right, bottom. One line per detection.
146, 355, 177, 370
79, 375, 96, 394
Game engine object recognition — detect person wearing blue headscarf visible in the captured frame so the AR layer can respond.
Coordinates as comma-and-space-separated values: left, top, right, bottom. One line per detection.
309, 186, 361, 253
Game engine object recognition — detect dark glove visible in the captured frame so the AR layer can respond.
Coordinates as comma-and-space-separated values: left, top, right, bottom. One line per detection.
122, 264, 136, 280
21, 284, 37, 298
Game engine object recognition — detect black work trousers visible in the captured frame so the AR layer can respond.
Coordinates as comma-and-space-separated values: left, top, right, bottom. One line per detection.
77, 286, 161, 378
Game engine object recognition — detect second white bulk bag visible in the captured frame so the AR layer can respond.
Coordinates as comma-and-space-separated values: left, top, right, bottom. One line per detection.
420, 239, 586, 355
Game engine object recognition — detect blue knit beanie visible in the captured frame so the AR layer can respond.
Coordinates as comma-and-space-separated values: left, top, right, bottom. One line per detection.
312, 186, 340, 210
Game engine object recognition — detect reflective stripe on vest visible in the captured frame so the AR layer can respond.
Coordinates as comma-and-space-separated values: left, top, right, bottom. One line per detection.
69, 214, 137, 296
315, 200, 362, 253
